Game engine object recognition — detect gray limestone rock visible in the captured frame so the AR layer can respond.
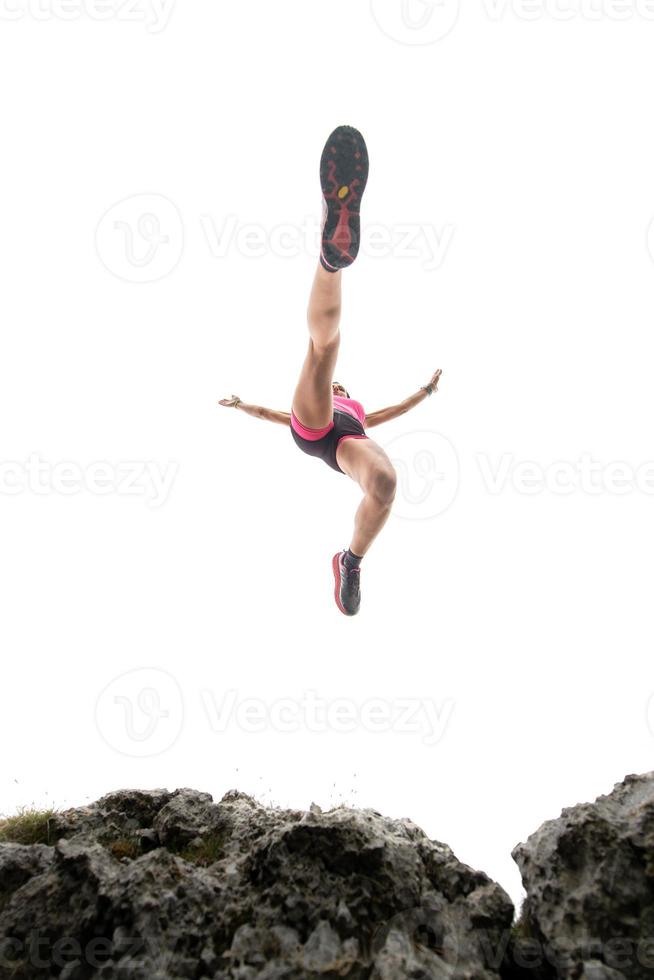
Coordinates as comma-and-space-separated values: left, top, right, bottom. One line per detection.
0, 788, 513, 979
512, 772, 654, 980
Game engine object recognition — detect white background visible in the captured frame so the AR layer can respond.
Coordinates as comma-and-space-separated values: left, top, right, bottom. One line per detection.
2, 0, 654, 915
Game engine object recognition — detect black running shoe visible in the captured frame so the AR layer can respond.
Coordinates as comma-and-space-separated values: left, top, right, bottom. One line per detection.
320, 126, 369, 272
332, 550, 361, 616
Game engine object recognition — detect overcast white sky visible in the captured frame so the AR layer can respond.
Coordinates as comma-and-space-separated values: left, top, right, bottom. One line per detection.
2, 0, 654, 913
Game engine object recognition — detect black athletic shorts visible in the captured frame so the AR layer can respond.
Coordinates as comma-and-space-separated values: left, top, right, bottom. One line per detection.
290, 409, 368, 474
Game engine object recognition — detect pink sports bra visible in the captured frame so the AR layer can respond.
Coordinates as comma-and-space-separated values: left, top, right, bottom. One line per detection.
333, 395, 366, 427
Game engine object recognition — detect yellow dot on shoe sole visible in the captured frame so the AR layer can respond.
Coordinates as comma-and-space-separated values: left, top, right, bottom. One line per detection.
338, 186, 349, 199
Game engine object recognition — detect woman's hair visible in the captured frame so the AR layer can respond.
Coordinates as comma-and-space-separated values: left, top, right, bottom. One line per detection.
334, 382, 351, 398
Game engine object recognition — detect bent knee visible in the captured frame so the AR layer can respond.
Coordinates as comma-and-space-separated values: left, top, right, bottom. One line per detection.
368, 466, 397, 504
309, 332, 340, 357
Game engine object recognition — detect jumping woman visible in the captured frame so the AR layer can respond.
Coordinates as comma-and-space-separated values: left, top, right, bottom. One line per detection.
219, 126, 442, 616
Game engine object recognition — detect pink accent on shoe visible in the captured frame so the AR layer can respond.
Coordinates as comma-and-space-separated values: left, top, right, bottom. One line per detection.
332, 551, 348, 616
320, 250, 340, 272
331, 205, 354, 259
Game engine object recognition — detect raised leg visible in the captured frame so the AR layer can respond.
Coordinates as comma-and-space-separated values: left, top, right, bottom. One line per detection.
291, 263, 342, 429
336, 438, 398, 557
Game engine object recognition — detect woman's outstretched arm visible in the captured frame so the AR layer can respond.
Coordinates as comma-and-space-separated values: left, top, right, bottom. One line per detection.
218, 395, 291, 426
364, 369, 442, 429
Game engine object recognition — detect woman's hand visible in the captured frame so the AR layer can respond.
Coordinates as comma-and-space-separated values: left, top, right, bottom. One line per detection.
428, 369, 442, 392
218, 395, 241, 408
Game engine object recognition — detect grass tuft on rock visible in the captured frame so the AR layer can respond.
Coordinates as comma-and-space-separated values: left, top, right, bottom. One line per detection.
106, 837, 142, 861
511, 903, 536, 940
177, 832, 227, 867
0, 807, 58, 846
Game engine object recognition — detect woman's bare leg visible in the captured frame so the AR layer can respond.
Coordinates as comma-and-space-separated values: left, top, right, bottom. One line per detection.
291, 264, 342, 429
336, 438, 398, 557
308, 264, 342, 345
349, 488, 395, 557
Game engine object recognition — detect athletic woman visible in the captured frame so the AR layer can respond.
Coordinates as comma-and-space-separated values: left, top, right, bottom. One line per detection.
219, 126, 442, 616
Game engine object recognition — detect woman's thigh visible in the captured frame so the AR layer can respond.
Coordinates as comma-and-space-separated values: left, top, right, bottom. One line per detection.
291, 336, 340, 429
335, 435, 396, 490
